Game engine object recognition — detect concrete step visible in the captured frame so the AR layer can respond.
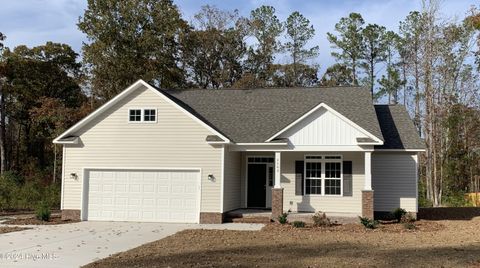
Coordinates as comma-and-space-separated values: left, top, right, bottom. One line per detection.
224, 216, 272, 224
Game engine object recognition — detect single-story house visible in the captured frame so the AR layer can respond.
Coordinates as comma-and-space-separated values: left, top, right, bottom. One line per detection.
54, 80, 424, 224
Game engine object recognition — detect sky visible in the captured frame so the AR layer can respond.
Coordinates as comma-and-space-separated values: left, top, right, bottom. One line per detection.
0, 0, 478, 73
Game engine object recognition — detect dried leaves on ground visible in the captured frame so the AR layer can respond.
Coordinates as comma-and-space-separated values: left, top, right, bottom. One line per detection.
85, 218, 480, 268
2, 215, 79, 225
0, 226, 29, 234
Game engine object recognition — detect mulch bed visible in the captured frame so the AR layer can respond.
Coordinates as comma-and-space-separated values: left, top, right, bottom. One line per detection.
0, 226, 29, 234
263, 220, 445, 233
2, 215, 79, 225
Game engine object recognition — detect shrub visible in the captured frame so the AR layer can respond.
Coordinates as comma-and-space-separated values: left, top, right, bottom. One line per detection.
278, 213, 288, 224
312, 211, 331, 227
0, 175, 19, 210
403, 222, 416, 230
36, 201, 51, 221
392, 208, 407, 223
292, 221, 305, 228
359, 216, 379, 229
401, 212, 416, 223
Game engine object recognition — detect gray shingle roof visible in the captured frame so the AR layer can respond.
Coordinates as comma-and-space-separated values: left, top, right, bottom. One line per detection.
162, 87, 384, 143
374, 105, 425, 149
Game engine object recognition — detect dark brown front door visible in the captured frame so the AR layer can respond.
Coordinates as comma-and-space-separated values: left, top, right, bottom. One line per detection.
247, 164, 267, 207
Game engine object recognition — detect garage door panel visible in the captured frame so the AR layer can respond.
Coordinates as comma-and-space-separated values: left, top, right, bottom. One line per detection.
87, 169, 200, 223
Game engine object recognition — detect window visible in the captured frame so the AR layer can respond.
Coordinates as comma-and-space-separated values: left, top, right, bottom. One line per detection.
144, 109, 156, 122
305, 162, 322, 194
129, 109, 141, 122
129, 108, 157, 123
247, 157, 274, 163
304, 155, 342, 196
325, 162, 341, 195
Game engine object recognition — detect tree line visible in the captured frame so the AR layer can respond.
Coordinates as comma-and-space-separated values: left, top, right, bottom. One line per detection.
0, 0, 479, 208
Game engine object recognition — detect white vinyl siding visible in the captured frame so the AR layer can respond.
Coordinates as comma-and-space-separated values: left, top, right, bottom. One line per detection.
62, 85, 222, 213
223, 148, 242, 212
372, 152, 418, 212
279, 107, 369, 146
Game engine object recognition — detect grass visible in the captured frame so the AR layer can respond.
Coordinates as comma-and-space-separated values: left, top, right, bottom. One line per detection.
84, 218, 480, 268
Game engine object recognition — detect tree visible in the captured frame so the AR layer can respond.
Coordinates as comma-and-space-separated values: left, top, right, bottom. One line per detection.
376, 66, 405, 103
2, 42, 86, 171
399, 11, 425, 133
320, 63, 354, 86
360, 24, 387, 96
182, 5, 247, 89
246, 5, 284, 85
380, 31, 403, 103
271, 63, 318, 87
327, 13, 365, 85
284, 11, 319, 86
78, 0, 187, 101
0, 32, 6, 174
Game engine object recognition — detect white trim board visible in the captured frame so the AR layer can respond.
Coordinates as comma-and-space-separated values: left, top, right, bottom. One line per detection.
53, 79, 230, 143
265, 103, 383, 145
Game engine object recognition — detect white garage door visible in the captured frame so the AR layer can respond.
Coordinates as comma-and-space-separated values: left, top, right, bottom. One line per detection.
86, 169, 200, 223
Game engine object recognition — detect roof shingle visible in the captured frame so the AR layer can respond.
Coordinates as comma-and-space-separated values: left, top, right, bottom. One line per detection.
164, 87, 384, 143
374, 105, 425, 149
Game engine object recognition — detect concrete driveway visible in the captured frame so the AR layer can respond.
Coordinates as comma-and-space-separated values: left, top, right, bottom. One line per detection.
0, 221, 263, 268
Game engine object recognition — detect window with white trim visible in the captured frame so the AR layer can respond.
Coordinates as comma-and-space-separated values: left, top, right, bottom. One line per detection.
128, 108, 157, 123
305, 155, 342, 196
144, 109, 156, 122
129, 109, 142, 122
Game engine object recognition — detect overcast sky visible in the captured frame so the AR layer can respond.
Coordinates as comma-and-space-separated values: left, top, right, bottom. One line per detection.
0, 0, 477, 73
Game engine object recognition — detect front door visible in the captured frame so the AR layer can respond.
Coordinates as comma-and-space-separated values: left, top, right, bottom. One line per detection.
247, 164, 267, 207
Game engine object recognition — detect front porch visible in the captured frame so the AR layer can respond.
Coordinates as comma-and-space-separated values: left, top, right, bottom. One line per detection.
224, 150, 375, 221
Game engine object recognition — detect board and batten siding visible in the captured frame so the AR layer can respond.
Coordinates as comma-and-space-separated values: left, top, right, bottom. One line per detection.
281, 152, 364, 215
372, 152, 418, 212
62, 85, 222, 213
279, 107, 369, 146
222, 148, 242, 212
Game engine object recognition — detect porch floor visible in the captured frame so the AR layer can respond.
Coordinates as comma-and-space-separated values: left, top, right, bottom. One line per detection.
225, 209, 358, 224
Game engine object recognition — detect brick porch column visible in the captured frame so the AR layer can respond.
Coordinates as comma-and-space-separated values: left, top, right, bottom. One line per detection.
272, 151, 284, 220
272, 188, 284, 220
362, 151, 374, 219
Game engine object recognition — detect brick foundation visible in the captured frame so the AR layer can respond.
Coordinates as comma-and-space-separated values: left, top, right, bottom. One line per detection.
199, 212, 223, 224
362, 190, 374, 219
271, 188, 284, 221
61, 209, 81, 221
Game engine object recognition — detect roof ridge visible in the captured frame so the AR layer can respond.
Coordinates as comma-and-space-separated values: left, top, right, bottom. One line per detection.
162, 86, 368, 92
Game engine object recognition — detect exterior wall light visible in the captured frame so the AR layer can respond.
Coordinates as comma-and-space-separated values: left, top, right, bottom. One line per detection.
70, 173, 78, 180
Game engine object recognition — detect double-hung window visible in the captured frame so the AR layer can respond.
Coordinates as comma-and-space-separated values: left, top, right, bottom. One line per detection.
128, 108, 157, 123
305, 155, 342, 196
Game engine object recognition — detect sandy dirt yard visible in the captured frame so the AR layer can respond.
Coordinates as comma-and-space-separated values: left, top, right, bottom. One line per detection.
85, 218, 480, 268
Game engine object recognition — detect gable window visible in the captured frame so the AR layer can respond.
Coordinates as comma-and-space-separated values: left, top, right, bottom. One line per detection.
129, 109, 142, 122
304, 155, 342, 196
128, 108, 157, 123
144, 109, 156, 122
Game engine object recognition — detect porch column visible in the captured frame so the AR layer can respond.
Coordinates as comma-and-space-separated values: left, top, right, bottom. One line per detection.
272, 151, 284, 221
274, 151, 281, 188
362, 151, 374, 219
